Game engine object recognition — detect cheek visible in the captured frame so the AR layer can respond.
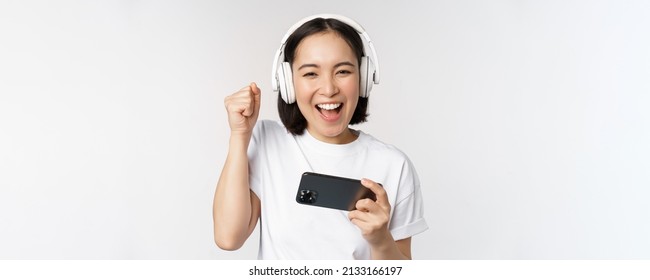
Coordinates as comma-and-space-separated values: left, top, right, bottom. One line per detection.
346, 98, 359, 114
295, 97, 311, 116
294, 84, 313, 116
295, 92, 311, 111
293, 78, 311, 101
342, 78, 360, 100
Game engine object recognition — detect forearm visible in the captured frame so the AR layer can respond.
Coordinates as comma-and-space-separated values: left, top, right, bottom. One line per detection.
213, 134, 255, 249
370, 234, 410, 260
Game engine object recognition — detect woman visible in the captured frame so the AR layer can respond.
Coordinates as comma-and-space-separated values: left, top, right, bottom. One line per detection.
214, 14, 428, 259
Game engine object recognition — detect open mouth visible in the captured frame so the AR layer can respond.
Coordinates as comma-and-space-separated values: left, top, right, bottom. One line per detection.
315, 103, 343, 121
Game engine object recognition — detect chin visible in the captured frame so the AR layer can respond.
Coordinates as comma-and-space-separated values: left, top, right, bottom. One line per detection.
321, 126, 347, 137
322, 122, 353, 137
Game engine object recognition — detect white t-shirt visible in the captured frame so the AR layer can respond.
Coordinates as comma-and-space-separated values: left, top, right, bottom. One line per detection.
248, 120, 428, 259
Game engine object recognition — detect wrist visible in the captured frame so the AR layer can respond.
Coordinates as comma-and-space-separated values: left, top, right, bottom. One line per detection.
368, 232, 408, 260
228, 132, 252, 152
230, 130, 252, 140
369, 231, 394, 251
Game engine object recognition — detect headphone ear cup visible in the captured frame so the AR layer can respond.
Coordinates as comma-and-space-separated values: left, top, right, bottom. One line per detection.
278, 62, 295, 103
359, 56, 368, 98
276, 63, 286, 101
359, 56, 372, 98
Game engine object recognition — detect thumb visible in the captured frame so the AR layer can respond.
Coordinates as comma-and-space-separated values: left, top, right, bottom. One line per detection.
361, 178, 390, 210
250, 82, 261, 115
250, 82, 261, 96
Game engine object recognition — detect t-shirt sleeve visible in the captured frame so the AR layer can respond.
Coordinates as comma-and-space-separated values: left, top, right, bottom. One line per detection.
388, 157, 429, 241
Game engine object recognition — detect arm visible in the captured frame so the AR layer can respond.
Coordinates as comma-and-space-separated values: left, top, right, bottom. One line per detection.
348, 178, 412, 259
213, 83, 262, 251
371, 237, 412, 260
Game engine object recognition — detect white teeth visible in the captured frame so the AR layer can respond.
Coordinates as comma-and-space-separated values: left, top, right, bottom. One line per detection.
317, 103, 342, 110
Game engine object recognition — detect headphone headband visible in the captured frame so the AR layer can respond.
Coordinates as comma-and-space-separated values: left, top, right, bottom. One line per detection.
279, 14, 367, 46
271, 14, 380, 100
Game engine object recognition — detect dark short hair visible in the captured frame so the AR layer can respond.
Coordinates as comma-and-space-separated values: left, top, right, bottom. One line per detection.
277, 17, 369, 135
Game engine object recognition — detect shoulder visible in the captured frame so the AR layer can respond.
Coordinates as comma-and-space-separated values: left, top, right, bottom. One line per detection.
360, 132, 411, 163
359, 132, 421, 202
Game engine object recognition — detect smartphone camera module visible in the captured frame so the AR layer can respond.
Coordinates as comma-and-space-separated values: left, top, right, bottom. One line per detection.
298, 189, 318, 204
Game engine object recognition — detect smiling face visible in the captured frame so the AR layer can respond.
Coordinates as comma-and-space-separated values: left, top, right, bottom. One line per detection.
292, 31, 360, 144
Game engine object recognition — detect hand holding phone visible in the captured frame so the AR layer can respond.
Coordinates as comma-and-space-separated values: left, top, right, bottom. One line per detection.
295, 172, 380, 211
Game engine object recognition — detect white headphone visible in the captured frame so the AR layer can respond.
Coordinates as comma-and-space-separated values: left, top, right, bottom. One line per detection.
271, 14, 380, 104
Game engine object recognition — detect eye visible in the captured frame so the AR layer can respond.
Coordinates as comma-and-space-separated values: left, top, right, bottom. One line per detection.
336, 69, 353, 75
302, 72, 317, 78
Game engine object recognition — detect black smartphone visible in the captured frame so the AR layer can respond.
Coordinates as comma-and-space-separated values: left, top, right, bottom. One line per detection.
295, 172, 378, 211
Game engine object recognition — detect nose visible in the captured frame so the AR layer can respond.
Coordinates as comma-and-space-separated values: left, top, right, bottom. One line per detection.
319, 75, 339, 97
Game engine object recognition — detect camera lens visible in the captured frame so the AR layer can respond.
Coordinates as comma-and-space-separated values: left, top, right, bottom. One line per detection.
299, 190, 317, 204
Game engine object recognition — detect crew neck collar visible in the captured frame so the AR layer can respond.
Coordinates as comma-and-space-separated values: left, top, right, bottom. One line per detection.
297, 128, 367, 156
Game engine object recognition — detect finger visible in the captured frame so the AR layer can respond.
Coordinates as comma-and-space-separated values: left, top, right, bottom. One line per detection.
226, 101, 252, 117
348, 216, 367, 230
226, 94, 253, 117
348, 209, 370, 223
354, 198, 381, 213
241, 100, 254, 117
231, 88, 254, 117
225, 87, 252, 109
361, 178, 390, 210
349, 212, 381, 237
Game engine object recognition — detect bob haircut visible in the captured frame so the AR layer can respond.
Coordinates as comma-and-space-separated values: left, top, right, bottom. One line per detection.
278, 17, 369, 135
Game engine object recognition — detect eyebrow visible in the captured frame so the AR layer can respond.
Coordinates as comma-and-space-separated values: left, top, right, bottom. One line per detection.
297, 61, 355, 71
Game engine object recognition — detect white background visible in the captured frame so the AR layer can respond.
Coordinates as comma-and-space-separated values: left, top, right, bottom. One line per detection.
1, 0, 649, 259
